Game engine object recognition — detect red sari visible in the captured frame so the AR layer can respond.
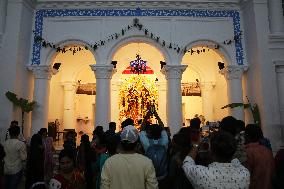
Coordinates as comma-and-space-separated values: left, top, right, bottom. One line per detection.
53, 170, 85, 189
43, 137, 55, 180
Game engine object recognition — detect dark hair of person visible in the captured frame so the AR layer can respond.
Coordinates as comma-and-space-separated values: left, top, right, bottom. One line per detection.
164, 127, 171, 134
219, 116, 238, 136
210, 131, 237, 162
97, 133, 107, 148
144, 121, 152, 131
30, 133, 43, 148
109, 122, 116, 130
10, 120, 18, 127
172, 133, 192, 161
93, 126, 104, 136
8, 125, 20, 137
0, 144, 5, 159
190, 118, 201, 130
124, 118, 134, 126
26, 133, 45, 189
38, 128, 47, 136
121, 120, 126, 129
150, 124, 163, 140
79, 134, 93, 187
59, 149, 76, 166
144, 123, 151, 131
172, 133, 191, 150
65, 130, 76, 138
245, 124, 263, 143
107, 134, 120, 156
236, 120, 245, 133
178, 127, 191, 135
120, 141, 137, 151
80, 134, 90, 144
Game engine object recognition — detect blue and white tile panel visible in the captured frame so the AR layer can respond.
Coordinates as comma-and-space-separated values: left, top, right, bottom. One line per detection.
32, 8, 244, 65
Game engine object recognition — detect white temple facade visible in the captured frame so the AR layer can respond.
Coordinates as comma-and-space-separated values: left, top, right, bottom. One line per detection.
0, 0, 283, 151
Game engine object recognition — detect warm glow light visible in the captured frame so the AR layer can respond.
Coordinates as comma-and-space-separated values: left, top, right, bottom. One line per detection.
119, 75, 158, 125
130, 54, 147, 74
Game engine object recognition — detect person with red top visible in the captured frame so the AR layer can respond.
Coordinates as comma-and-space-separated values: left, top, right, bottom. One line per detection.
244, 124, 275, 189
50, 149, 85, 189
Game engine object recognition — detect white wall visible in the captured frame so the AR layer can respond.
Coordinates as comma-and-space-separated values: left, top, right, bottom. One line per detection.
182, 96, 203, 124
0, 0, 34, 140
242, 1, 282, 150
48, 46, 96, 132
182, 47, 229, 121
75, 94, 95, 134
213, 68, 229, 120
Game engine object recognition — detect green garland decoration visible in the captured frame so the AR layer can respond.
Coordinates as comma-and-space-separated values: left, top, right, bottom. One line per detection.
221, 98, 261, 126
33, 18, 241, 56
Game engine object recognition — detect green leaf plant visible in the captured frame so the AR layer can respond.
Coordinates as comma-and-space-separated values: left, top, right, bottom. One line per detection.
5, 91, 36, 135
221, 97, 261, 126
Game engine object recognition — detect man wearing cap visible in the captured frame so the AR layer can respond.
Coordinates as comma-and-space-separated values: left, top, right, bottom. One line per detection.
101, 125, 158, 189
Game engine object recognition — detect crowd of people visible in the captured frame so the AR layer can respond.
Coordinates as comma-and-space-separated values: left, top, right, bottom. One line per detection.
0, 109, 284, 189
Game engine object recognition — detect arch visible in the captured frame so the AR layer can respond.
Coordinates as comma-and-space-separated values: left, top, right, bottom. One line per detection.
105, 34, 172, 67
43, 39, 98, 66
180, 39, 232, 66
184, 64, 205, 82
72, 62, 96, 82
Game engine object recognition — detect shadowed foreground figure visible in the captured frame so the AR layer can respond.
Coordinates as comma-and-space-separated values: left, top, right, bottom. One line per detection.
244, 124, 274, 189
101, 125, 158, 189
183, 131, 250, 189
3, 126, 27, 189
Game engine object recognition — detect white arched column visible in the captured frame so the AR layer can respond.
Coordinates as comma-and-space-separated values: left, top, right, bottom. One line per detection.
220, 65, 248, 120
28, 65, 57, 135
200, 82, 215, 121
90, 64, 116, 130
111, 81, 121, 126
158, 81, 167, 125
268, 0, 284, 34
161, 65, 187, 135
62, 81, 77, 130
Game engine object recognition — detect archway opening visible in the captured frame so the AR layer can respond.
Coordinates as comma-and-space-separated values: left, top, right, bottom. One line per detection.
111, 42, 166, 127
181, 46, 229, 125
48, 44, 96, 136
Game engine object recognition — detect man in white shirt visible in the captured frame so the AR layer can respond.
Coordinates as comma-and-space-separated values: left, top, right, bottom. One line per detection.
101, 125, 158, 189
3, 125, 27, 189
183, 131, 250, 189
5, 120, 25, 142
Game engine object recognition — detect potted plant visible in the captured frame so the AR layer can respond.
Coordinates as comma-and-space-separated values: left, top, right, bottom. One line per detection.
5, 91, 36, 135
221, 97, 261, 126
